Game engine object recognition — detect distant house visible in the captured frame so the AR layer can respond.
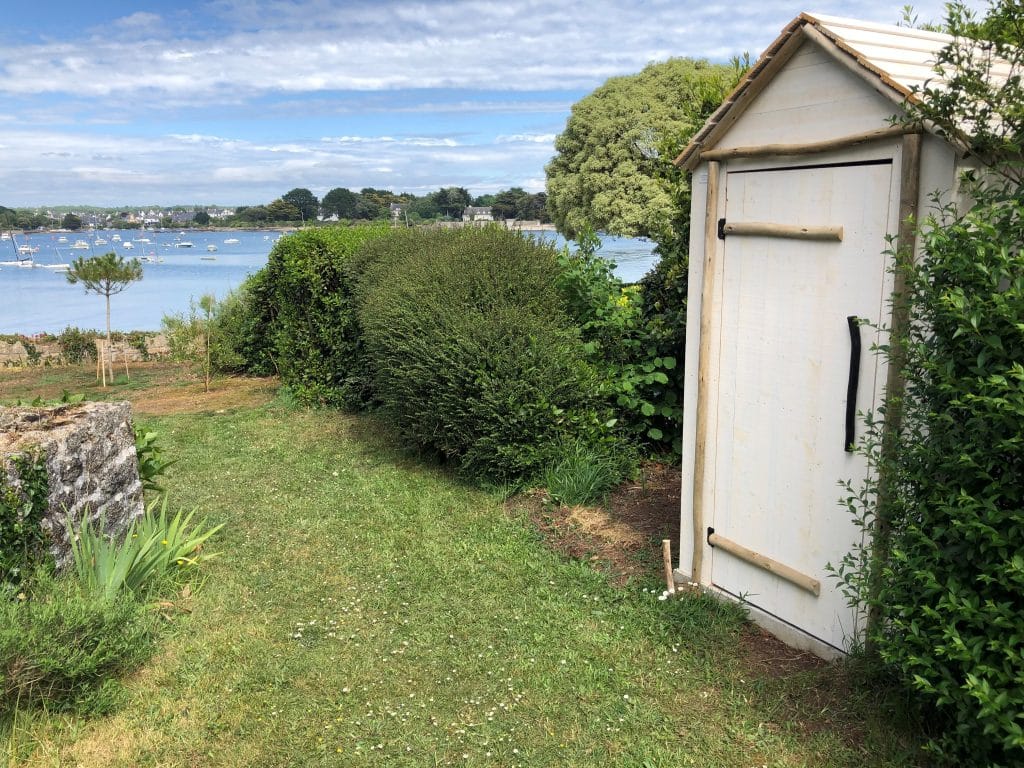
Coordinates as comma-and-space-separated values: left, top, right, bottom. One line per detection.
390, 203, 405, 223
462, 206, 493, 222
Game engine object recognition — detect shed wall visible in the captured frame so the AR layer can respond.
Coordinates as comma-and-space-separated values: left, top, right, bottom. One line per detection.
677, 39, 965, 657
718, 40, 898, 149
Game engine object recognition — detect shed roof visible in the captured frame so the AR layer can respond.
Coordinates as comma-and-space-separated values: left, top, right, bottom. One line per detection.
675, 12, 1010, 170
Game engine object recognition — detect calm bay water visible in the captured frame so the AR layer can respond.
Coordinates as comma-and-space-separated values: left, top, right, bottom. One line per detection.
0, 228, 658, 335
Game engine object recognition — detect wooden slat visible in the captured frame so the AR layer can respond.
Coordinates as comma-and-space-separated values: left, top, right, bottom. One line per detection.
723, 221, 844, 241
691, 160, 721, 583
699, 125, 911, 163
708, 532, 821, 596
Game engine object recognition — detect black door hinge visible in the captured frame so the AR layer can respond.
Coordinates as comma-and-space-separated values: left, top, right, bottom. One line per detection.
717, 218, 726, 240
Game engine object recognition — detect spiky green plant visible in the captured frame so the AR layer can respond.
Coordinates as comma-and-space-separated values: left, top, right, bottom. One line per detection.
67, 496, 222, 600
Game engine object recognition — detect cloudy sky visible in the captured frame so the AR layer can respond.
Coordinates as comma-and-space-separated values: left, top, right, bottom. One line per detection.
0, 1, 979, 207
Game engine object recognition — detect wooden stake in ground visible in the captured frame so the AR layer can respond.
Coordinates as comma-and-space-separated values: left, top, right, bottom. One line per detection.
662, 539, 675, 595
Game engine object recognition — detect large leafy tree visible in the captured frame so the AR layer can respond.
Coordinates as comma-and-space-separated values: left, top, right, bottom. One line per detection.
433, 187, 471, 219
61, 213, 82, 230
282, 187, 319, 222
267, 198, 301, 222
65, 252, 143, 349
546, 57, 743, 242
321, 187, 359, 219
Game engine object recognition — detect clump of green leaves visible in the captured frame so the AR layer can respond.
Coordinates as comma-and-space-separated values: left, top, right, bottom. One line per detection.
0, 451, 50, 586
133, 428, 175, 494
68, 496, 222, 600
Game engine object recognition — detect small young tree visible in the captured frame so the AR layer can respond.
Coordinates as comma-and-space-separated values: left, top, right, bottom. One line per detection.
66, 252, 143, 385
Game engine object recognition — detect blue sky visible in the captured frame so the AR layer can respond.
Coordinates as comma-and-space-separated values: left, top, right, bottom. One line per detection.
0, 1, 979, 207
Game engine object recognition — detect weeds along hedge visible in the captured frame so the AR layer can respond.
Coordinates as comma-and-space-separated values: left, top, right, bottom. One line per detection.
355, 227, 619, 482
258, 226, 390, 406
843, 178, 1024, 766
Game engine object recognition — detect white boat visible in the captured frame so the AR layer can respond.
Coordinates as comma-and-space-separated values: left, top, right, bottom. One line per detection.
0, 259, 31, 266
94, 238, 108, 245
57, 236, 68, 243
70, 240, 90, 249
41, 263, 70, 271
207, 244, 217, 252
0, 233, 10, 241
223, 238, 240, 244
122, 241, 134, 249
17, 245, 39, 255
135, 237, 151, 244
176, 241, 194, 248
111, 234, 122, 242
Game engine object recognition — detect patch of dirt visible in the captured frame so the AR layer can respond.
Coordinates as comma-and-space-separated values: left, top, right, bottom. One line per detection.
508, 462, 681, 585
130, 376, 278, 416
508, 461, 827, 683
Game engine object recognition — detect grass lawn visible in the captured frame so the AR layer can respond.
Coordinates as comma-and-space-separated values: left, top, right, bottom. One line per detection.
1, 364, 923, 766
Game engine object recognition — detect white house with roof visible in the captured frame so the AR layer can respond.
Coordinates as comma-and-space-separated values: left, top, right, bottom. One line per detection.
675, 12, 1005, 658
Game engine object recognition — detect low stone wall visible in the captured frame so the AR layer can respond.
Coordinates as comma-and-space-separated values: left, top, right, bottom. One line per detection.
0, 401, 144, 566
0, 333, 170, 367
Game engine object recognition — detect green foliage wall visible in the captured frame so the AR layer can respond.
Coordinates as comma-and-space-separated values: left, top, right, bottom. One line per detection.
355, 227, 617, 482
865, 185, 1024, 766
258, 226, 389, 406
838, 178, 1024, 766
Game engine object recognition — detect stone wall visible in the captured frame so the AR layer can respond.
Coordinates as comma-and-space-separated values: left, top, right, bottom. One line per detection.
0, 401, 144, 566
0, 333, 170, 367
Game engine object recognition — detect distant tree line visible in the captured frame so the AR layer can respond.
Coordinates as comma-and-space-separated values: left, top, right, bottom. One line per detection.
0, 185, 551, 231
229, 186, 550, 226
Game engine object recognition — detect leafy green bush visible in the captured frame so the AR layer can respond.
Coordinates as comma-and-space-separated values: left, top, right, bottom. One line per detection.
0, 570, 155, 715
56, 326, 96, 364
356, 227, 620, 482
556, 231, 682, 454
208, 274, 277, 376
838, 178, 1024, 766
68, 496, 223, 600
0, 451, 50, 587
258, 225, 390, 406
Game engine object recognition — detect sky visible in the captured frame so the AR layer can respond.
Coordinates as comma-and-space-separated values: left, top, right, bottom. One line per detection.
0, 1, 982, 207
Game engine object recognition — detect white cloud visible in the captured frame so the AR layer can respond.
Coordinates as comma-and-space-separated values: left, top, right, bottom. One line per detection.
0, 1, 973, 100
496, 134, 556, 144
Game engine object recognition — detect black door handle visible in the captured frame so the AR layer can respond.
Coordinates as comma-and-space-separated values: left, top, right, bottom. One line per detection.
845, 316, 861, 452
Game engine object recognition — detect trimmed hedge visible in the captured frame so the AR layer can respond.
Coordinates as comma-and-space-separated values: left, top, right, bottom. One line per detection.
355, 227, 617, 482
259, 226, 389, 406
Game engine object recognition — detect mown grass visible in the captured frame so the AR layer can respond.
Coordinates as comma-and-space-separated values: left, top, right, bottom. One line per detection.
2, 378, 924, 766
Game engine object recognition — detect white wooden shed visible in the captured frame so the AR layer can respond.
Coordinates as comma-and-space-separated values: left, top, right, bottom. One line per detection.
675, 13, 989, 658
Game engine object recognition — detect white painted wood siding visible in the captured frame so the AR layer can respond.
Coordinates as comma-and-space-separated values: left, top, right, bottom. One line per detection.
721, 41, 898, 149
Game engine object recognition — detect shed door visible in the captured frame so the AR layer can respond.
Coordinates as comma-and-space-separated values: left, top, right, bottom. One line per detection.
710, 160, 895, 651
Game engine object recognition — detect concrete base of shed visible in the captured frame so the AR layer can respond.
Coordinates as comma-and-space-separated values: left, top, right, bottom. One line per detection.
674, 569, 846, 661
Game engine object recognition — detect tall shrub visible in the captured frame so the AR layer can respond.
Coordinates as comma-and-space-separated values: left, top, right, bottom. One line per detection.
834, 5, 1024, 764
355, 227, 618, 482
259, 226, 389, 405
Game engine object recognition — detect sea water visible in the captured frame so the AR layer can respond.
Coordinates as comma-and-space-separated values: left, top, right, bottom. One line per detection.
0, 229, 659, 335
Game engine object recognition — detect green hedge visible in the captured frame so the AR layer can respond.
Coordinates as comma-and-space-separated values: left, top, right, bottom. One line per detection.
355, 227, 617, 482
840, 178, 1024, 766
259, 226, 389, 406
